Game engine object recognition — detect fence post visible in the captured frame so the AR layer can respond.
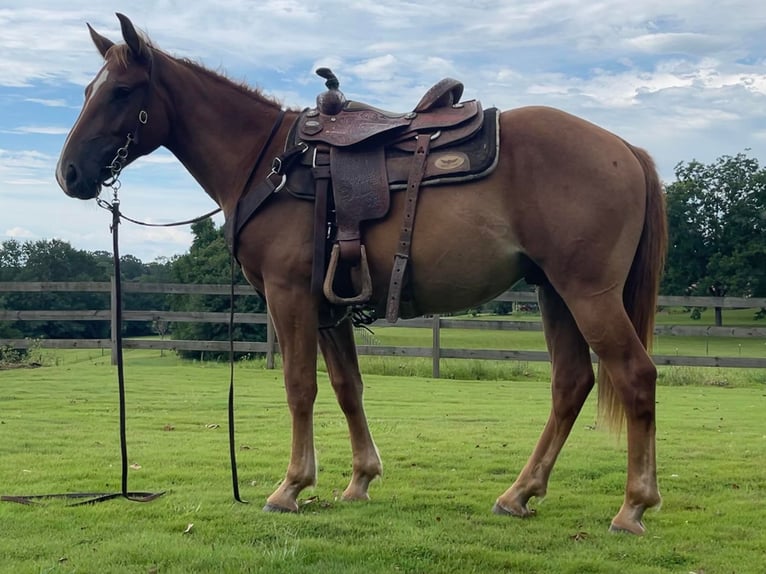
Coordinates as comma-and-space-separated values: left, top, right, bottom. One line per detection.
266, 309, 276, 369
432, 314, 441, 378
110, 275, 118, 366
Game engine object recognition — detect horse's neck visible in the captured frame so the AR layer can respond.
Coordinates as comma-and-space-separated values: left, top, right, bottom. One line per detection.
158, 56, 285, 213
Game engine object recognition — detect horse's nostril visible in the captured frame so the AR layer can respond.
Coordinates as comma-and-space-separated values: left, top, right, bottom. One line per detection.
65, 163, 78, 186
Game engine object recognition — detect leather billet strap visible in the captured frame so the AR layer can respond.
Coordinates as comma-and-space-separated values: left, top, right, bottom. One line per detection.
385, 133, 432, 322
310, 144, 331, 295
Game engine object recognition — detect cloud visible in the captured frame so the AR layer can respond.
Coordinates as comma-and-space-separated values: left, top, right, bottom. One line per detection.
625, 32, 727, 55
24, 97, 69, 107
5, 126, 71, 135
4, 226, 34, 238
0, 148, 55, 186
0, 1, 765, 261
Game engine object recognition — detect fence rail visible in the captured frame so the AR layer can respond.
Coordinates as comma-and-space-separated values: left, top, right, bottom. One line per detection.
2, 281, 765, 375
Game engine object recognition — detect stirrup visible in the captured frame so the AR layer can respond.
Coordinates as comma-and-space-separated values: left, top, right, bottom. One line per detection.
323, 244, 373, 306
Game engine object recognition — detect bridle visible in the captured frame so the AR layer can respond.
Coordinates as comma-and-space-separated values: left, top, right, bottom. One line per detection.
101, 50, 154, 194
97, 52, 222, 225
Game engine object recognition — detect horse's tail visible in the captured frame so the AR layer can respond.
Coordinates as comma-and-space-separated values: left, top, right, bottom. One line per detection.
598, 144, 668, 431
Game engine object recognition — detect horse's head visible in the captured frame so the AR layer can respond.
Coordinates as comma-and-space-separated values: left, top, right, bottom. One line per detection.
56, 13, 167, 199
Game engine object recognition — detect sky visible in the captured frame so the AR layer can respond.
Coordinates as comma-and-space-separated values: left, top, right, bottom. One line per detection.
1, 1, 765, 262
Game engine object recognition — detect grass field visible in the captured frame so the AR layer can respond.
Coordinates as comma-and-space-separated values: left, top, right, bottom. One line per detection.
1, 349, 764, 573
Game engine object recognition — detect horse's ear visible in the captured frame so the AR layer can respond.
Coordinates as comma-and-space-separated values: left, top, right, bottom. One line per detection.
115, 13, 151, 63
87, 23, 114, 59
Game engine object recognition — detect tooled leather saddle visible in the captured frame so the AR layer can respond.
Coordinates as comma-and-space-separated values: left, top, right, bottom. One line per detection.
226, 68, 500, 323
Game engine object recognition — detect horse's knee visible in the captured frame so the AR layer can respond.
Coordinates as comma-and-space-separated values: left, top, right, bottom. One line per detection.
284, 381, 318, 415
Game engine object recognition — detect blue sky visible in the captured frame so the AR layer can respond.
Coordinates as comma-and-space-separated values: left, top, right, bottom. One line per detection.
1, 1, 765, 262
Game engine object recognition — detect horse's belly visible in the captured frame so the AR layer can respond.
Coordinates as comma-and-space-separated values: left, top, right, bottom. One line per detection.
407, 238, 523, 317
399, 195, 523, 317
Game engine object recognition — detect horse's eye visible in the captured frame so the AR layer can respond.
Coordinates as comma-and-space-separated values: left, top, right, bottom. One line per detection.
113, 86, 133, 100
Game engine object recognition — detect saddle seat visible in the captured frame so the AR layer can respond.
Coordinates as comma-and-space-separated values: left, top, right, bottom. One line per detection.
299, 74, 480, 148
344, 76, 465, 117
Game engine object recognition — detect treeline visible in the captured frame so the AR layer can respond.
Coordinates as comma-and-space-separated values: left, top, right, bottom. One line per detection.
1, 152, 764, 344
0, 219, 266, 359
664, 152, 765, 300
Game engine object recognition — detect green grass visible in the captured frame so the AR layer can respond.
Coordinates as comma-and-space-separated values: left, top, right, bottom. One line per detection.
1, 350, 764, 573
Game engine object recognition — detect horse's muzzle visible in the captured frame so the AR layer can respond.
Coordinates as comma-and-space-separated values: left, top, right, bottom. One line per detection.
58, 161, 102, 200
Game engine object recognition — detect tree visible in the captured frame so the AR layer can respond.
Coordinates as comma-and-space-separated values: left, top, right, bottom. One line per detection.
663, 153, 766, 320
0, 239, 111, 339
170, 219, 266, 359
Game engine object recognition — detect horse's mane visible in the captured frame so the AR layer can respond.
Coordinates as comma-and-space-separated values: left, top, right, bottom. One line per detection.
106, 40, 284, 109
175, 57, 285, 109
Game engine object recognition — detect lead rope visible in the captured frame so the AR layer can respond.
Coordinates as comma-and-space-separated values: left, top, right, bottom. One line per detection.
228, 254, 246, 503
102, 192, 166, 503
102, 120, 247, 505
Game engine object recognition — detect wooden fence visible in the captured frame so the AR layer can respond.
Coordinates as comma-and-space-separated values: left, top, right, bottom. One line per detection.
1, 281, 765, 375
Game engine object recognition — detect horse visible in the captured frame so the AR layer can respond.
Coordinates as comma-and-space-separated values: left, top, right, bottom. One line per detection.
56, 13, 667, 535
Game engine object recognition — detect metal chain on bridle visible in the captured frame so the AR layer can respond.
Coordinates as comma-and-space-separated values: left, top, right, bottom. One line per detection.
97, 119, 222, 227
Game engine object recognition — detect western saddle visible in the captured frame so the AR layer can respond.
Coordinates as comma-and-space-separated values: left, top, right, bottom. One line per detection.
299, 69, 491, 322
226, 68, 497, 323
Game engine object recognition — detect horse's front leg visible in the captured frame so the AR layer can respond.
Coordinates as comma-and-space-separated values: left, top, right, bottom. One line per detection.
318, 318, 382, 501
263, 290, 320, 513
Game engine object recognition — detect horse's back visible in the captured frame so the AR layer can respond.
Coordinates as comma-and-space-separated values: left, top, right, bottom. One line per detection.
500, 105, 646, 189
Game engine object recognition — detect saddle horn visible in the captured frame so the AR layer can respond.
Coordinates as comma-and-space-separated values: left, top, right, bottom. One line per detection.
315, 68, 346, 115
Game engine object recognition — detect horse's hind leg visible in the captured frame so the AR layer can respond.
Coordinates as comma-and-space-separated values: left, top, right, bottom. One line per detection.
494, 282, 595, 517
319, 318, 383, 500
564, 291, 661, 534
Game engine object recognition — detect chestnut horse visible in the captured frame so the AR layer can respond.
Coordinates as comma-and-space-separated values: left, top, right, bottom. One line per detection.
56, 13, 667, 534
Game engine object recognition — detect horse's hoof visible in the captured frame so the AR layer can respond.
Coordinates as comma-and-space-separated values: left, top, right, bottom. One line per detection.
492, 501, 535, 518
262, 503, 297, 514
609, 520, 645, 535
341, 490, 371, 502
